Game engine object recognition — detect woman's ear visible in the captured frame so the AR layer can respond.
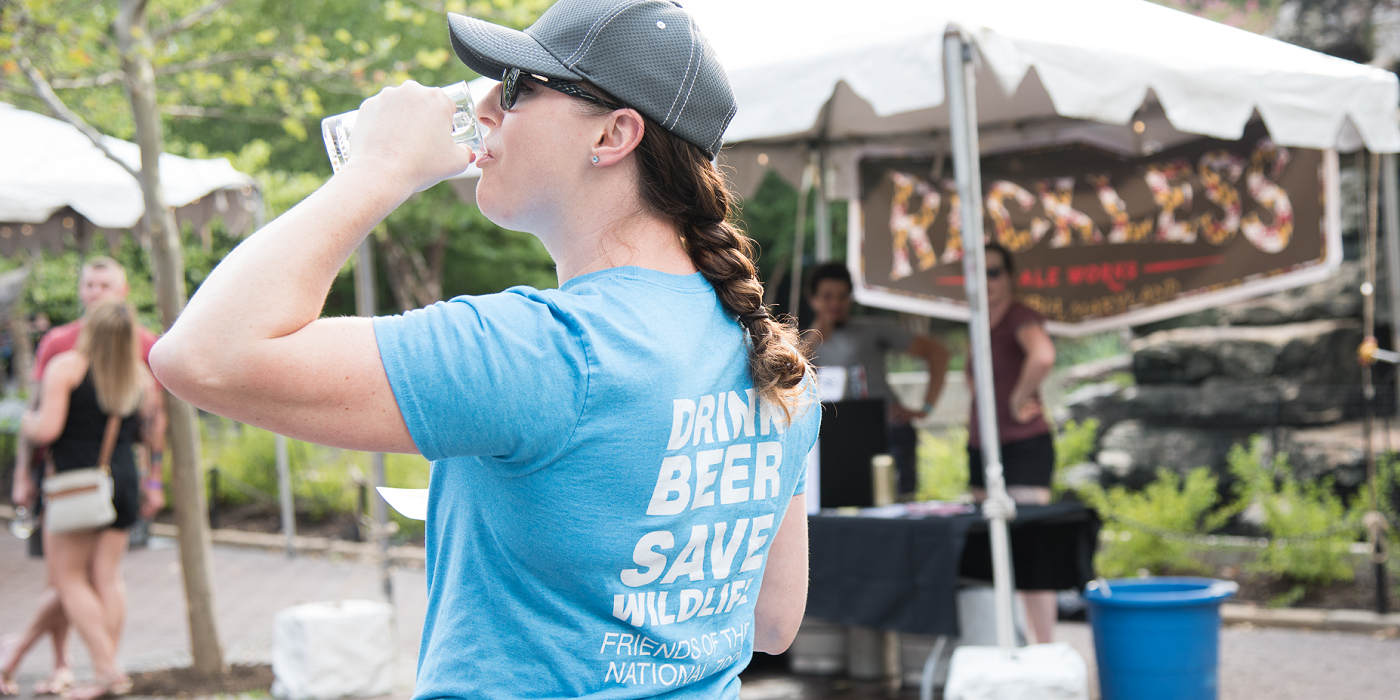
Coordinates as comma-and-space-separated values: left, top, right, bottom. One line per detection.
591, 109, 646, 166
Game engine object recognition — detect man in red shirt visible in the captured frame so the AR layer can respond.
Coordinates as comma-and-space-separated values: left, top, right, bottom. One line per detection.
3, 257, 166, 695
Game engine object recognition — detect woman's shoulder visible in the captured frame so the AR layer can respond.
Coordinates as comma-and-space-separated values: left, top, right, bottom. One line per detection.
46, 349, 88, 380
1008, 301, 1047, 327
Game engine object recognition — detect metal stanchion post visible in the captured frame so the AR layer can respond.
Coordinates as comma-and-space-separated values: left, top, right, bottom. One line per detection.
207, 467, 219, 530
275, 433, 296, 557
355, 238, 393, 603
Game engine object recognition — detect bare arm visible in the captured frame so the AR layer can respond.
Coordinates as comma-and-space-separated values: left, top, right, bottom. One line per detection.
21, 353, 83, 446
908, 335, 950, 415
1009, 322, 1055, 423
150, 82, 473, 453
140, 375, 167, 518
143, 383, 166, 454
753, 493, 808, 654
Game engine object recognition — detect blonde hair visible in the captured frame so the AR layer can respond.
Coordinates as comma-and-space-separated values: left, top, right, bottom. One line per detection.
76, 300, 143, 416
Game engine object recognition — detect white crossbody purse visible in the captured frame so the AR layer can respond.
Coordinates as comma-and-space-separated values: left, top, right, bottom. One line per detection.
42, 414, 122, 534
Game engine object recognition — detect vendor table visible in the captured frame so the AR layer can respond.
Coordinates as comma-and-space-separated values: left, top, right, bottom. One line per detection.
806, 502, 1100, 637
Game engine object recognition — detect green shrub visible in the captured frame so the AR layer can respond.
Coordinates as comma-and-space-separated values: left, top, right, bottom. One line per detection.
1054, 332, 1128, 368
916, 427, 969, 502
1351, 450, 1399, 528
200, 418, 430, 541
1078, 467, 1234, 578
1228, 437, 1356, 588
1052, 418, 1099, 496
917, 418, 1099, 502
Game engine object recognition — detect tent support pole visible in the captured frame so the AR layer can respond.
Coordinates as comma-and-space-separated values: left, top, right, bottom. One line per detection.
787, 155, 816, 317
1384, 153, 1400, 420
815, 149, 832, 262
276, 433, 295, 557
945, 29, 1017, 652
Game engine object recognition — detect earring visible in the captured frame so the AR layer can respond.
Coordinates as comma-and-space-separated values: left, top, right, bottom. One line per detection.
592, 155, 600, 163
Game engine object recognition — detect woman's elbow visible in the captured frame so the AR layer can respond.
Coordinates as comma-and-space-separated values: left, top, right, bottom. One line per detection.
754, 619, 801, 655
753, 598, 805, 653
150, 334, 225, 406
29, 426, 61, 447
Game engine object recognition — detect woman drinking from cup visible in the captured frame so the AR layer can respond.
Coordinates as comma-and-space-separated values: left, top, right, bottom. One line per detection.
153, 1, 818, 697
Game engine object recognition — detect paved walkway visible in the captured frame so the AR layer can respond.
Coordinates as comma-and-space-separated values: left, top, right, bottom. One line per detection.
2, 534, 1398, 699
0, 536, 423, 699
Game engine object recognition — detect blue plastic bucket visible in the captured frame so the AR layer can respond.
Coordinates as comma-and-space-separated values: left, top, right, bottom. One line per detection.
1084, 576, 1238, 700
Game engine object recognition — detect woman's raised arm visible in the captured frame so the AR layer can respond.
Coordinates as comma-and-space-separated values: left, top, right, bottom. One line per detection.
150, 82, 474, 453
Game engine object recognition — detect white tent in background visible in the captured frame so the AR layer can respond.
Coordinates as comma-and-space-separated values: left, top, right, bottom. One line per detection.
452, 0, 1398, 194
449, 0, 1399, 318
0, 101, 261, 257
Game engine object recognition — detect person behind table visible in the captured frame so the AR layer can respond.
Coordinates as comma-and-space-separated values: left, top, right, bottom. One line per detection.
965, 242, 1058, 644
803, 262, 950, 499
3, 257, 165, 696
20, 300, 163, 700
150, 1, 818, 697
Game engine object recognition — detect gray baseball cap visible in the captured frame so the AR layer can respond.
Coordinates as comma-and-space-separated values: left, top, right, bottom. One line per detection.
447, 0, 734, 157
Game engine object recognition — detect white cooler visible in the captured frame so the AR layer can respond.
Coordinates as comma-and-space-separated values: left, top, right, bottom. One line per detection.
271, 599, 395, 700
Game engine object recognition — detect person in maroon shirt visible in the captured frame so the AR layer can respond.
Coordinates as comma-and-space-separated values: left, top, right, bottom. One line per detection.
965, 242, 1058, 645
3, 257, 165, 696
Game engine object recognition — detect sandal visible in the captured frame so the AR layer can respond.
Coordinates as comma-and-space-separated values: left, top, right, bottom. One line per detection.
34, 668, 75, 696
0, 635, 19, 696
62, 674, 130, 700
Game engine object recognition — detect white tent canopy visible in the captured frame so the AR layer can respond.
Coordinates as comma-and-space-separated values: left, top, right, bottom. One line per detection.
695, 0, 1398, 151
0, 101, 256, 229
450, 0, 1399, 200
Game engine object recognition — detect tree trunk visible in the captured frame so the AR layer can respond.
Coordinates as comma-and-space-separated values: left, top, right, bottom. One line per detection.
379, 232, 445, 311
116, 0, 227, 677
9, 315, 32, 395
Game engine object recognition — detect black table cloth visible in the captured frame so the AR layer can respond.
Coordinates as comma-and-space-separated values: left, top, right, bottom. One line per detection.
806, 502, 1100, 637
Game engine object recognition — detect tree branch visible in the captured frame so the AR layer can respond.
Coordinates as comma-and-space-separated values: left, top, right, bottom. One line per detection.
160, 104, 282, 123
155, 48, 282, 75
18, 57, 141, 181
0, 79, 42, 100
51, 70, 125, 89
151, 0, 240, 43
51, 49, 284, 88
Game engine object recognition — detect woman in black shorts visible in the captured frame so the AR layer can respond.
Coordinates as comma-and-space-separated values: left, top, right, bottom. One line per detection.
21, 301, 163, 700
965, 243, 1058, 644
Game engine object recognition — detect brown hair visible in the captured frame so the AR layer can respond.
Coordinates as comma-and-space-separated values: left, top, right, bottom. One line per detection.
76, 300, 143, 416
576, 91, 810, 417
986, 242, 1015, 277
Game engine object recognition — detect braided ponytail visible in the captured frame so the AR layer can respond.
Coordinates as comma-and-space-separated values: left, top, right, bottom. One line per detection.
571, 86, 810, 417
631, 116, 810, 418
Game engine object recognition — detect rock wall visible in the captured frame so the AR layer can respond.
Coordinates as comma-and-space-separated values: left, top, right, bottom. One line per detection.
1065, 262, 1387, 491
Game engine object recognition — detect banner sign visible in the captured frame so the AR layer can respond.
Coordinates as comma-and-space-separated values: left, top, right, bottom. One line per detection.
853, 124, 1340, 335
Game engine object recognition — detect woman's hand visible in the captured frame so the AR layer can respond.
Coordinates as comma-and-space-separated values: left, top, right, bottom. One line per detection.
141, 485, 166, 519
1009, 393, 1043, 424
339, 81, 477, 195
890, 403, 927, 423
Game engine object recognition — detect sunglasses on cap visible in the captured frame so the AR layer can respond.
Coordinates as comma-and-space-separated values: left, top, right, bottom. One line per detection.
501, 68, 626, 112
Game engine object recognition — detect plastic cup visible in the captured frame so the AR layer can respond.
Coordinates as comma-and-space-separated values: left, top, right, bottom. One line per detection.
321, 81, 484, 173
9, 505, 36, 539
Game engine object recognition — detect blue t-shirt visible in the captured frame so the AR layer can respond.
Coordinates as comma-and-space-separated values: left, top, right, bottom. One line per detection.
373, 267, 819, 700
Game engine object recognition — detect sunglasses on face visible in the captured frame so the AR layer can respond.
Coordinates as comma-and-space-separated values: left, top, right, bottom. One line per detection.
500, 67, 626, 112
986, 267, 1007, 279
